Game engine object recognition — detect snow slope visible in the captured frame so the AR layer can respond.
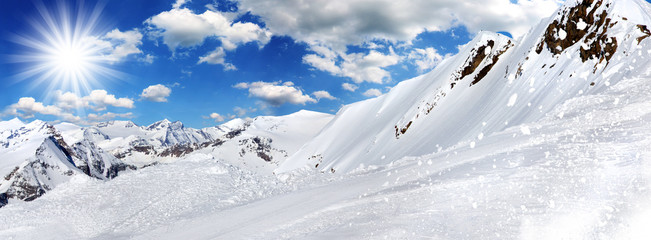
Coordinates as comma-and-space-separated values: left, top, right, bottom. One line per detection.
0, 74, 649, 239
279, 0, 651, 173
1, 0, 650, 238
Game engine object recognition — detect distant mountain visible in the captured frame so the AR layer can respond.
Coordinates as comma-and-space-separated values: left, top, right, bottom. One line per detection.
278, 0, 651, 173
0, 110, 333, 205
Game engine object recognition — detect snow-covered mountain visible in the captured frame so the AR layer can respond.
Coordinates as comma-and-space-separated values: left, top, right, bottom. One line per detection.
0, 110, 332, 205
1, 0, 651, 238
278, 0, 651, 173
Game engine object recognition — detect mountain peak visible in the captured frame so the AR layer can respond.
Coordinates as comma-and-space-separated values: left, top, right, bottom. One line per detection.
0, 117, 24, 131
146, 119, 172, 130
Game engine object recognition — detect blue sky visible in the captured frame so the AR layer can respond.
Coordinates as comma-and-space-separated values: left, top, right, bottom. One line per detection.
0, 0, 567, 128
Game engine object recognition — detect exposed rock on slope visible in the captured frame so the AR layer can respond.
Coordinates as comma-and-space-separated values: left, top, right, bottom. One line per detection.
279, 0, 651, 174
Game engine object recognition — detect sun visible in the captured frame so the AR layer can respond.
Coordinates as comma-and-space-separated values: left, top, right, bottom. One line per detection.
10, 1, 121, 97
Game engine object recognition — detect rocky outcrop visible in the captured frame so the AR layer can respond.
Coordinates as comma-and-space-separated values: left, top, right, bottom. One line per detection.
71, 139, 134, 180
535, 0, 618, 71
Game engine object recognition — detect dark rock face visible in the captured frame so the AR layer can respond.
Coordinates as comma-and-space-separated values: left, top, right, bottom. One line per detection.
460, 40, 495, 82
238, 137, 285, 162
636, 24, 651, 44
158, 143, 197, 158
71, 140, 134, 180
535, 0, 618, 71
0, 193, 8, 207
470, 41, 513, 86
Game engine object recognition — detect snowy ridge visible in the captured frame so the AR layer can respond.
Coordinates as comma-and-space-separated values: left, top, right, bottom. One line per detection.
279, 0, 651, 173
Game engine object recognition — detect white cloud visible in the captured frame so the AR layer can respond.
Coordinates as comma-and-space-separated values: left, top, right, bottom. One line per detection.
341, 83, 358, 92
141, 84, 172, 102
363, 88, 382, 97
312, 90, 336, 101
90, 29, 145, 63
86, 90, 135, 110
408, 47, 444, 72
198, 47, 237, 70
4, 90, 135, 124
304, 46, 400, 84
8, 97, 62, 117
145, 7, 271, 51
237, 0, 560, 83
3, 97, 81, 123
54, 90, 134, 111
102, 29, 143, 62
87, 112, 134, 122
140, 54, 155, 64
234, 81, 316, 106
173, 0, 189, 9
238, 0, 559, 47
208, 112, 225, 122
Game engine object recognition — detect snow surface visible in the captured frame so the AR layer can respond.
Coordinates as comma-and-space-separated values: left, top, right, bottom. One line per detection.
1, 0, 651, 238
0, 75, 650, 239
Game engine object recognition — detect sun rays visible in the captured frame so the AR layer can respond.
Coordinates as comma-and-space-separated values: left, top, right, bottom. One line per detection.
9, 0, 123, 100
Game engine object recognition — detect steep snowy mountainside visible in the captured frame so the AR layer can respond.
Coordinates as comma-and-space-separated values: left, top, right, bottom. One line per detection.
0, 120, 56, 175
0, 135, 83, 205
280, 0, 651, 173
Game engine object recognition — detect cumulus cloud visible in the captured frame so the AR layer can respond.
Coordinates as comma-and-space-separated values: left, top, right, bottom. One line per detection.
145, 7, 271, 51
234, 81, 316, 106
141, 84, 172, 102
3, 97, 81, 123
363, 88, 383, 97
102, 29, 144, 62
172, 0, 189, 9
54, 90, 134, 111
86, 90, 135, 110
341, 83, 359, 92
237, 0, 560, 83
408, 47, 445, 72
207, 112, 225, 122
4, 90, 136, 124
312, 90, 336, 101
238, 0, 559, 47
7, 97, 62, 117
91, 28, 145, 63
198, 47, 237, 70
304, 45, 400, 84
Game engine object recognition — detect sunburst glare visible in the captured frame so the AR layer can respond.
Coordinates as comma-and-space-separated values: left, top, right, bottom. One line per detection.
9, 0, 123, 99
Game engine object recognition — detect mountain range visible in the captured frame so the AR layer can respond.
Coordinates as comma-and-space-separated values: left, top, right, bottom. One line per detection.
1, 0, 650, 238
